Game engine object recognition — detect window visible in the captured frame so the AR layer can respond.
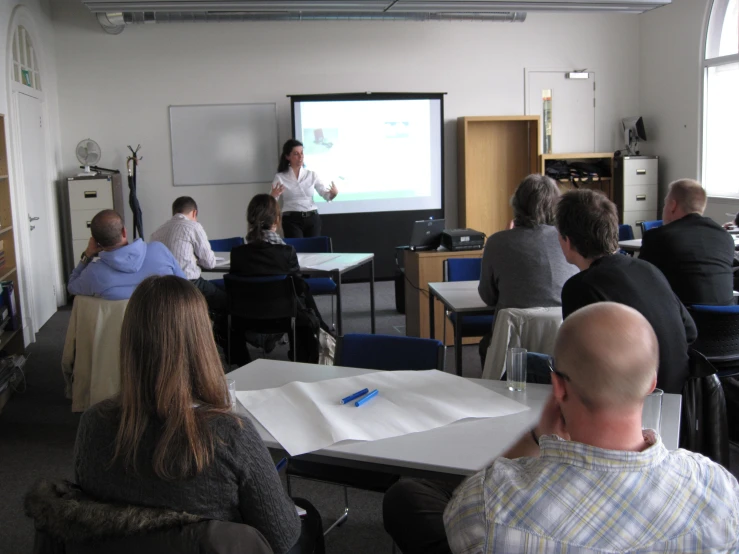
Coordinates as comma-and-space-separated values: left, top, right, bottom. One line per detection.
12, 25, 41, 91
703, 0, 739, 197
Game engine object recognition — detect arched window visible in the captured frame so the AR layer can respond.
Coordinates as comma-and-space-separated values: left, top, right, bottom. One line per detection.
703, 0, 739, 197
11, 25, 41, 91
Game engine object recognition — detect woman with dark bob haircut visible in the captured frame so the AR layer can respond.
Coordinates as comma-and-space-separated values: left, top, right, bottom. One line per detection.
477, 174, 578, 365
73, 275, 324, 554
270, 138, 338, 238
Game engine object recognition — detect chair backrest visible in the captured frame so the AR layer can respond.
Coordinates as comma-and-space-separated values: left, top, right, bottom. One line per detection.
688, 305, 739, 363
444, 258, 482, 282
61, 296, 129, 413
640, 220, 663, 233
209, 236, 244, 252
482, 307, 563, 380
284, 236, 332, 253
336, 333, 444, 371
224, 274, 297, 321
618, 224, 634, 241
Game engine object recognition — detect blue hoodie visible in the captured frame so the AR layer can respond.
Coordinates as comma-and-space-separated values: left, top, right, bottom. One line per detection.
68, 239, 186, 301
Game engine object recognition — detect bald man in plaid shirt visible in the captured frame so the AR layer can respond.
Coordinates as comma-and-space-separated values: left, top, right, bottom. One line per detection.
384, 303, 739, 553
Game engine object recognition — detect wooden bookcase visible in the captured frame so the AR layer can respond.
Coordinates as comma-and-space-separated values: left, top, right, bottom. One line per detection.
458, 116, 540, 238
0, 114, 24, 413
540, 152, 615, 201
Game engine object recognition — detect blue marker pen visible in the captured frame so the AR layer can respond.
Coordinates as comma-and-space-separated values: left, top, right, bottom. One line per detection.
355, 389, 379, 407
341, 388, 369, 404
275, 458, 288, 472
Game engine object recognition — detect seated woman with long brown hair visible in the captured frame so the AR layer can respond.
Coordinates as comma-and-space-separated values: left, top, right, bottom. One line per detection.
229, 194, 329, 364
74, 276, 324, 554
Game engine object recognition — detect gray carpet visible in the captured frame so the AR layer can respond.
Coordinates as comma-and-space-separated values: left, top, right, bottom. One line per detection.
0, 281, 485, 554
2, 280, 737, 554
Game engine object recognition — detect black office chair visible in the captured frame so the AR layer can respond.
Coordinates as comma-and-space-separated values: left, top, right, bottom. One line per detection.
224, 274, 298, 365
284, 236, 338, 327
687, 305, 739, 378
286, 334, 444, 536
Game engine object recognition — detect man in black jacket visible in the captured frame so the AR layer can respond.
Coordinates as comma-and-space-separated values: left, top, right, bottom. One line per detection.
556, 189, 696, 394
639, 179, 734, 306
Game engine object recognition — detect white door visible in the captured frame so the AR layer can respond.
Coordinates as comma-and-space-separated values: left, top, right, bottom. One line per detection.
18, 92, 56, 330
526, 71, 596, 154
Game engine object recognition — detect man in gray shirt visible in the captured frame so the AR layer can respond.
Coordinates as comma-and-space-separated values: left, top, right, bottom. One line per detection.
478, 174, 577, 365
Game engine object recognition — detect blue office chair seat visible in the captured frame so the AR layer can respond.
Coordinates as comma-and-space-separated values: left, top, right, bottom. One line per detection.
209, 236, 244, 252
641, 220, 663, 233
449, 313, 495, 337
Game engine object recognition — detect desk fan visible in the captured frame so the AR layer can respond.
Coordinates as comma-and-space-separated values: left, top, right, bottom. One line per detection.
76, 139, 101, 176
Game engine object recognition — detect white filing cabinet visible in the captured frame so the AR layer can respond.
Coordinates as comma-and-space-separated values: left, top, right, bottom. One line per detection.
614, 156, 659, 239
65, 174, 125, 269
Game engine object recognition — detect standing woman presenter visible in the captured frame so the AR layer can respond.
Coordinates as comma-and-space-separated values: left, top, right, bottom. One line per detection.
271, 139, 338, 238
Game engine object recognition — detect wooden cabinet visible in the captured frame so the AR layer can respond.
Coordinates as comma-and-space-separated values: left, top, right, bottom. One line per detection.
458, 116, 540, 238
0, 114, 25, 412
404, 249, 484, 345
540, 152, 615, 201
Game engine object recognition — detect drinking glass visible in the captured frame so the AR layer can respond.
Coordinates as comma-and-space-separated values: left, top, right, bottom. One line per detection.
642, 388, 663, 433
507, 348, 527, 392
226, 378, 236, 408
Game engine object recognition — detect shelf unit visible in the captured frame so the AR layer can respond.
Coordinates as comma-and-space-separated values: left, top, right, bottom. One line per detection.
540, 152, 615, 201
458, 116, 540, 238
0, 113, 24, 413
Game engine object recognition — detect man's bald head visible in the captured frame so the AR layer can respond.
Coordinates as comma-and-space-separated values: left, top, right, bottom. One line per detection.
90, 209, 124, 248
554, 302, 658, 411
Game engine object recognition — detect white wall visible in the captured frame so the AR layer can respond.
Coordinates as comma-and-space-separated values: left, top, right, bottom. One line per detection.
52, 1, 641, 238
638, 0, 738, 221
0, 0, 63, 342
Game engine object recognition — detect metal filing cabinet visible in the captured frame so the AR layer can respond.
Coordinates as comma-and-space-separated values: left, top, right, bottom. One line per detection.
65, 174, 125, 269
614, 156, 659, 239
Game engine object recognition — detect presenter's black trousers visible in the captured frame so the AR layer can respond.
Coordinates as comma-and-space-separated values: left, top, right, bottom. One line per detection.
282, 211, 321, 238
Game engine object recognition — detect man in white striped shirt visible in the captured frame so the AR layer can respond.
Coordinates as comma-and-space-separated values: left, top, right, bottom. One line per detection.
151, 196, 226, 313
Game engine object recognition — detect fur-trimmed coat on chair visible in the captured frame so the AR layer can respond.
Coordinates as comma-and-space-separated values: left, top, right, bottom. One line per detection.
24, 479, 273, 554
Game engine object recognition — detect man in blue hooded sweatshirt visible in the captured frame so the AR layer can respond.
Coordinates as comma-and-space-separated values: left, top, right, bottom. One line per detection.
68, 209, 185, 300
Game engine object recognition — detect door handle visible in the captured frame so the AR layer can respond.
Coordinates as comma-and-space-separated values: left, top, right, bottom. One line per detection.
30, 225, 35, 231
28, 215, 39, 222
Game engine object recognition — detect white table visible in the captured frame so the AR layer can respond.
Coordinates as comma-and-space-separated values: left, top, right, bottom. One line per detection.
427, 281, 494, 376
618, 239, 643, 252
213, 252, 376, 335
229, 359, 682, 481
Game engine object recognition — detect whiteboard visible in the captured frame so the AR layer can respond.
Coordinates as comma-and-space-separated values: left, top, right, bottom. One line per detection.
169, 103, 278, 186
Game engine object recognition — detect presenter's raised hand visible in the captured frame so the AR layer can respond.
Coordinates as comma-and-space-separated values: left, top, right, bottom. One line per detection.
329, 181, 339, 199
271, 183, 285, 198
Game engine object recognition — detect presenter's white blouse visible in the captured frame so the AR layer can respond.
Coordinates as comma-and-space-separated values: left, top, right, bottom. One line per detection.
272, 167, 332, 213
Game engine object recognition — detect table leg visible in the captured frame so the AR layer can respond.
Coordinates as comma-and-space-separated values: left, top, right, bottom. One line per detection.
370, 259, 376, 334
335, 271, 343, 336
428, 288, 435, 340
455, 313, 463, 377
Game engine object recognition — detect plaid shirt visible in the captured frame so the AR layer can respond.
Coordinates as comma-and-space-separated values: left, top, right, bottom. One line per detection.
443, 431, 739, 553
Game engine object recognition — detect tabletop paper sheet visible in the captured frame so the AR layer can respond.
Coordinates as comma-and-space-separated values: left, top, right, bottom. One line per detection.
236, 370, 529, 456
297, 253, 342, 270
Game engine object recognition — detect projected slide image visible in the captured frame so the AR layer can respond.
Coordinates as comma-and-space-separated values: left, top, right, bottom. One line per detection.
293, 97, 442, 215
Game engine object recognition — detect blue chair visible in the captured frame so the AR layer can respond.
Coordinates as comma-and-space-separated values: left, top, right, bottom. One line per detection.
618, 224, 635, 256
443, 258, 495, 359
223, 274, 297, 364
285, 236, 338, 327
209, 236, 244, 253
286, 333, 444, 536
687, 305, 739, 378
641, 220, 663, 233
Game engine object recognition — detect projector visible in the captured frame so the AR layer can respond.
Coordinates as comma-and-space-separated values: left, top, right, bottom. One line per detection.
441, 229, 485, 251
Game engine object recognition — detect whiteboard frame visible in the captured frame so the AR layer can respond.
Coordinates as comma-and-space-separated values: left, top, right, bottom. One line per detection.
169, 102, 279, 187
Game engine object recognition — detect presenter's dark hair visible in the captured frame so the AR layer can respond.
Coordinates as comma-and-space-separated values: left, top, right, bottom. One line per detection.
511, 174, 560, 228
172, 196, 198, 216
112, 275, 235, 481
277, 139, 303, 173
556, 189, 619, 259
246, 194, 281, 243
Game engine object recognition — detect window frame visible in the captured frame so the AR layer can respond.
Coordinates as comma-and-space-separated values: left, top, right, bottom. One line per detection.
702, 0, 739, 199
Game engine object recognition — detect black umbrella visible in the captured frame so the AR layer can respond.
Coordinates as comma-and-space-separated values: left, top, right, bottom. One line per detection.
126, 144, 144, 240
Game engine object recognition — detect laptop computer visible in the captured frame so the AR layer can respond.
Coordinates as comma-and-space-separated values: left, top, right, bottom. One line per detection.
409, 219, 445, 251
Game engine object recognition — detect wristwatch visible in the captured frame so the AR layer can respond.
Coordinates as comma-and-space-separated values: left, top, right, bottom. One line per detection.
80, 251, 92, 264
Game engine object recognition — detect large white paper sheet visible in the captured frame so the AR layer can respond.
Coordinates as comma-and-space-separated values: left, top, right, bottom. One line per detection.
236, 370, 529, 456
298, 253, 342, 270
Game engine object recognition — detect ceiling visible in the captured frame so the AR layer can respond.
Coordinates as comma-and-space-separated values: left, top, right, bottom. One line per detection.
80, 0, 671, 33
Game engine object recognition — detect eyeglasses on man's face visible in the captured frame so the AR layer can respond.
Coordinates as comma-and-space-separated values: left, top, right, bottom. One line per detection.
548, 357, 571, 382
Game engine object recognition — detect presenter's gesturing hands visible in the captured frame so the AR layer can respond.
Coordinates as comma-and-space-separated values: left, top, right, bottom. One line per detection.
329, 181, 339, 200
271, 183, 285, 199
